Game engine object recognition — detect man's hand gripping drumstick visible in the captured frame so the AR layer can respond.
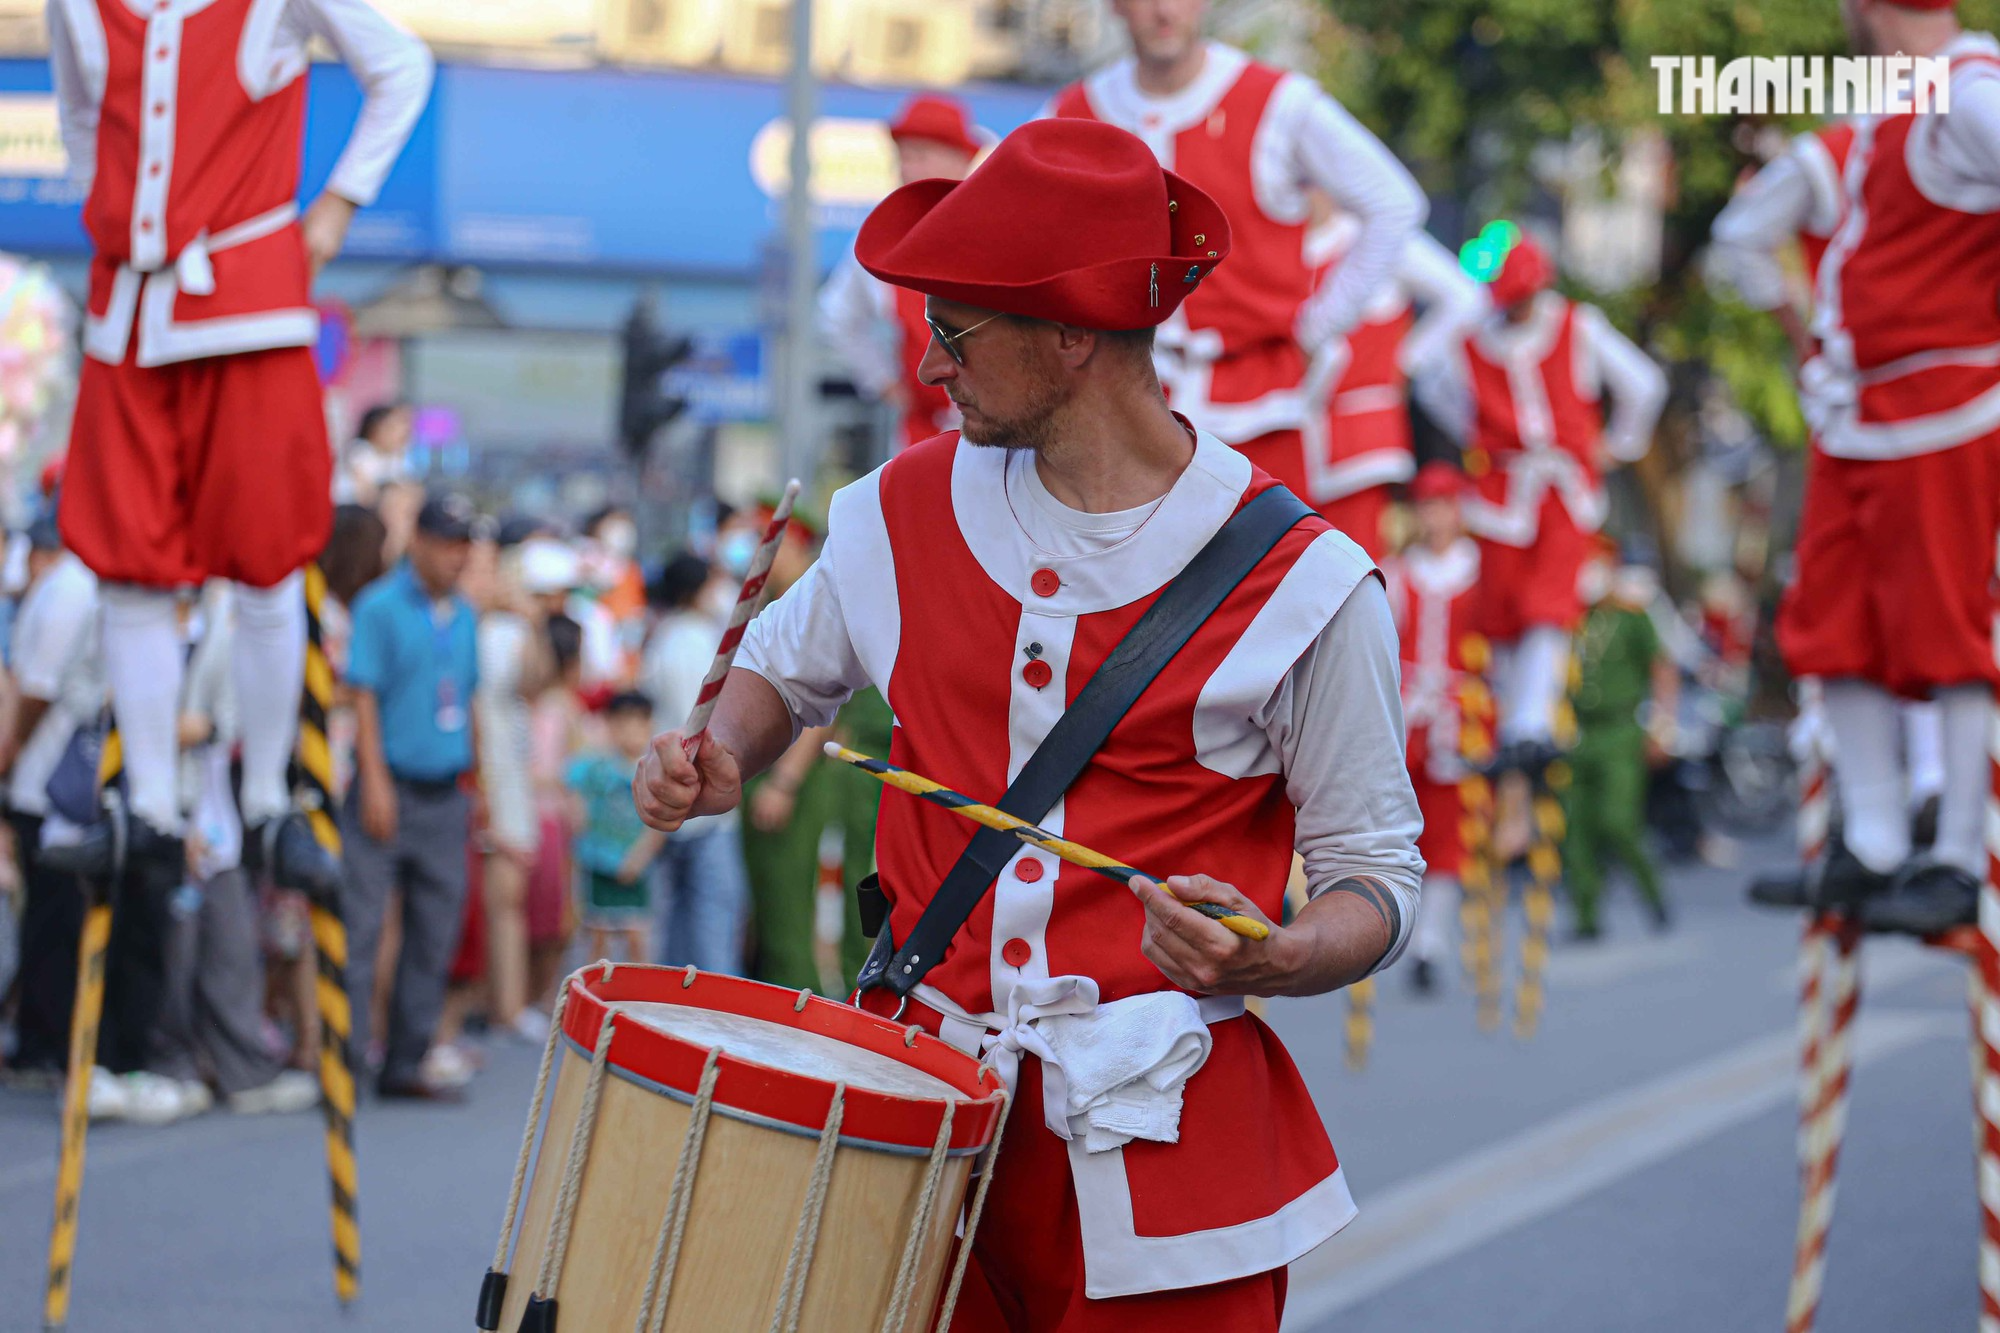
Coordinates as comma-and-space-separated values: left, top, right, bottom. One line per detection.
633, 482, 800, 831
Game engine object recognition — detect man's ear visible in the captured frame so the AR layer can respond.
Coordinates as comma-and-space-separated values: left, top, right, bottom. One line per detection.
1053, 323, 1097, 371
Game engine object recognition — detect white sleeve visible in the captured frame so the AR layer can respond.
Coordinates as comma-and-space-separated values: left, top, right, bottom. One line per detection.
291, 0, 434, 207
1936, 73, 2000, 189
1706, 152, 1816, 311
1290, 84, 1428, 346
1396, 231, 1491, 375
1264, 577, 1425, 973
46, 0, 100, 195
1578, 305, 1666, 463
735, 542, 872, 740
1410, 339, 1475, 445
818, 256, 902, 400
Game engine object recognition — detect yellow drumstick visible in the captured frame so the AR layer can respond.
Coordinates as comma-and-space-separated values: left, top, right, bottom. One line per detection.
824, 744, 1272, 942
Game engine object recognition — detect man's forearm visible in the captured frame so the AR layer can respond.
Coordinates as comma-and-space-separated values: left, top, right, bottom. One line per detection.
706, 668, 805, 784
1270, 876, 1402, 997
354, 690, 391, 786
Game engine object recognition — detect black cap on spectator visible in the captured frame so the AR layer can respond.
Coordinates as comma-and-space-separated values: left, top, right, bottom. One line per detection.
416, 492, 477, 542
496, 513, 546, 549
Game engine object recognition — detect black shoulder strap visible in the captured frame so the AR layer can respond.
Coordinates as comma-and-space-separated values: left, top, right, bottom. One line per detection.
857, 484, 1316, 998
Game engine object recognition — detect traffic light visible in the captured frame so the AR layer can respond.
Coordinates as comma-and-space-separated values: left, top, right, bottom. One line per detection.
619, 296, 694, 459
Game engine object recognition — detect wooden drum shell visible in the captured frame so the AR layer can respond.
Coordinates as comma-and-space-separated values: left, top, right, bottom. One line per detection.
497, 969, 1003, 1332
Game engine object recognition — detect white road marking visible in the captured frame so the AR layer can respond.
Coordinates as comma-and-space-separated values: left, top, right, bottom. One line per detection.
1281, 1009, 1956, 1330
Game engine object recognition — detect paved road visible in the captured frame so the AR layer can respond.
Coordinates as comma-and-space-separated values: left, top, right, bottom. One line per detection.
0, 834, 1983, 1332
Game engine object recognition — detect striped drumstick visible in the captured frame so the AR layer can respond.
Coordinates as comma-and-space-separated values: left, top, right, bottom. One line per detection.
682, 479, 801, 759
824, 744, 1272, 942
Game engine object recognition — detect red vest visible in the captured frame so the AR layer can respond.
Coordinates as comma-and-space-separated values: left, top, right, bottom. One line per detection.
71, 0, 316, 367
1460, 296, 1607, 544
1822, 48, 2000, 439
890, 284, 958, 451
1054, 61, 1313, 410
1386, 540, 1484, 782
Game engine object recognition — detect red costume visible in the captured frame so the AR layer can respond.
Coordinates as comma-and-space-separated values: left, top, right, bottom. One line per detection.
1049, 42, 1424, 511
49, 0, 431, 588
1783, 38, 2000, 696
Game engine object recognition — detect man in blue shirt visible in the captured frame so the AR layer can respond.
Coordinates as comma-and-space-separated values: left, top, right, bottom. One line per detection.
342, 494, 482, 1102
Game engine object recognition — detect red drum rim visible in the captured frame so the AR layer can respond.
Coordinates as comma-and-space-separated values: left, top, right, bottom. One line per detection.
561, 965, 1005, 1155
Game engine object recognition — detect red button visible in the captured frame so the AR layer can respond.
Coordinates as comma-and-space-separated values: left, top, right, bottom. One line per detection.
1001, 937, 1033, 967
155, 46, 169, 59
1021, 659, 1053, 690
147, 162, 162, 177
138, 217, 153, 231
1030, 568, 1059, 598
152, 102, 166, 117
1014, 859, 1044, 883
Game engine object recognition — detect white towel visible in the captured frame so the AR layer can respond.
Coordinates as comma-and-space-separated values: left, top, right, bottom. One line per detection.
1035, 991, 1213, 1153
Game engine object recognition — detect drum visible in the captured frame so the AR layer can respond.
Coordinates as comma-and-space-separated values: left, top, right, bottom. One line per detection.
479, 963, 1008, 1333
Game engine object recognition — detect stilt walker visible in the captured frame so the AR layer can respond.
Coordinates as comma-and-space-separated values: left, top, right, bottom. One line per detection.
41, 729, 120, 1330
1048, 0, 1426, 516
42, 0, 433, 905
1709, 11, 2000, 1320
299, 565, 359, 1304
1412, 225, 1665, 982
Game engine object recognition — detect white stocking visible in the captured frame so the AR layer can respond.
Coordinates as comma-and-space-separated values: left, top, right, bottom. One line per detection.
99, 584, 186, 835
1823, 679, 1908, 874
232, 572, 305, 828
1932, 685, 1994, 879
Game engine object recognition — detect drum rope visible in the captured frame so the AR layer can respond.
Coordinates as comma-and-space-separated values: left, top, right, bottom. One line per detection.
491, 973, 579, 1277
880, 1101, 958, 1333
930, 1084, 1013, 1331
534, 1012, 619, 1302
635, 1047, 724, 1333
768, 1083, 848, 1333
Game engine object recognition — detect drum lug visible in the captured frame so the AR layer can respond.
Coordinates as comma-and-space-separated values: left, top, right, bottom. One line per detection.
475, 1269, 507, 1330
518, 1294, 558, 1333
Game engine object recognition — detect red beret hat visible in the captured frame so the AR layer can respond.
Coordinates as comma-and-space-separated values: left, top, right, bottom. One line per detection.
1410, 460, 1468, 503
1488, 233, 1555, 308
855, 118, 1231, 331
887, 93, 983, 159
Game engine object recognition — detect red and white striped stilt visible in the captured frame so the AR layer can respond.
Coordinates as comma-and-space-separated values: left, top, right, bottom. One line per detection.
681, 479, 801, 758
1795, 696, 1835, 1175
1978, 676, 2000, 1333
1786, 918, 1862, 1333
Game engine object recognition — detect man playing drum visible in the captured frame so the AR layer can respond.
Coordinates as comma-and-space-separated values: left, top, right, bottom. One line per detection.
635, 118, 1423, 1330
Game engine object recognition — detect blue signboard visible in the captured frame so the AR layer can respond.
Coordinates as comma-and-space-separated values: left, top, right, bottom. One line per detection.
0, 56, 1049, 276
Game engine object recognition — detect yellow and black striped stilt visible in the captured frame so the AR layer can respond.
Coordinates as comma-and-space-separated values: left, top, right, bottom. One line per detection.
1343, 977, 1375, 1071
42, 726, 122, 1329
300, 564, 360, 1305
1456, 657, 1501, 1033
1513, 651, 1577, 1040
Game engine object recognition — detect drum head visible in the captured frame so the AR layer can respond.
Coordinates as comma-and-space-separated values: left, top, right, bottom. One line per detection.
611, 1002, 961, 1100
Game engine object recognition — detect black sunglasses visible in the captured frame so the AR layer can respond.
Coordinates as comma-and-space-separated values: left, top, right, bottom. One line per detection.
924, 311, 1004, 365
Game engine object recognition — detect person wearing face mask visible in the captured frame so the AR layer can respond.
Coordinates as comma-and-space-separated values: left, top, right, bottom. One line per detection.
1563, 539, 1676, 941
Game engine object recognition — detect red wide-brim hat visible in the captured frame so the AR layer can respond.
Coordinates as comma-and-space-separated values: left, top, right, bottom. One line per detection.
855, 118, 1231, 331
888, 93, 984, 159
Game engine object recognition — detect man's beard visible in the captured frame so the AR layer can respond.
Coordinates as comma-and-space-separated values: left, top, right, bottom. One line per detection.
954, 381, 1065, 453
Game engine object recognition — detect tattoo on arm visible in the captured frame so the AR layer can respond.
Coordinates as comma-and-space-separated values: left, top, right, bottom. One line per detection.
1324, 875, 1403, 955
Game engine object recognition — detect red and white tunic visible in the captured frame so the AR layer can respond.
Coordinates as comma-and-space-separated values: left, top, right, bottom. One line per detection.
1384, 539, 1484, 875
1807, 34, 2000, 461
819, 251, 961, 453
739, 429, 1423, 1296
1303, 218, 1488, 502
48, 0, 432, 369
1047, 44, 1424, 489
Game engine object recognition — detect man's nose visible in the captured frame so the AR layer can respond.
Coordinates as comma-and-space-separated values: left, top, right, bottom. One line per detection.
917, 336, 958, 388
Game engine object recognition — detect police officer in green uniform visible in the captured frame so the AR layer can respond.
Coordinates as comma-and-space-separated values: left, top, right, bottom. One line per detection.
1565, 549, 1677, 939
